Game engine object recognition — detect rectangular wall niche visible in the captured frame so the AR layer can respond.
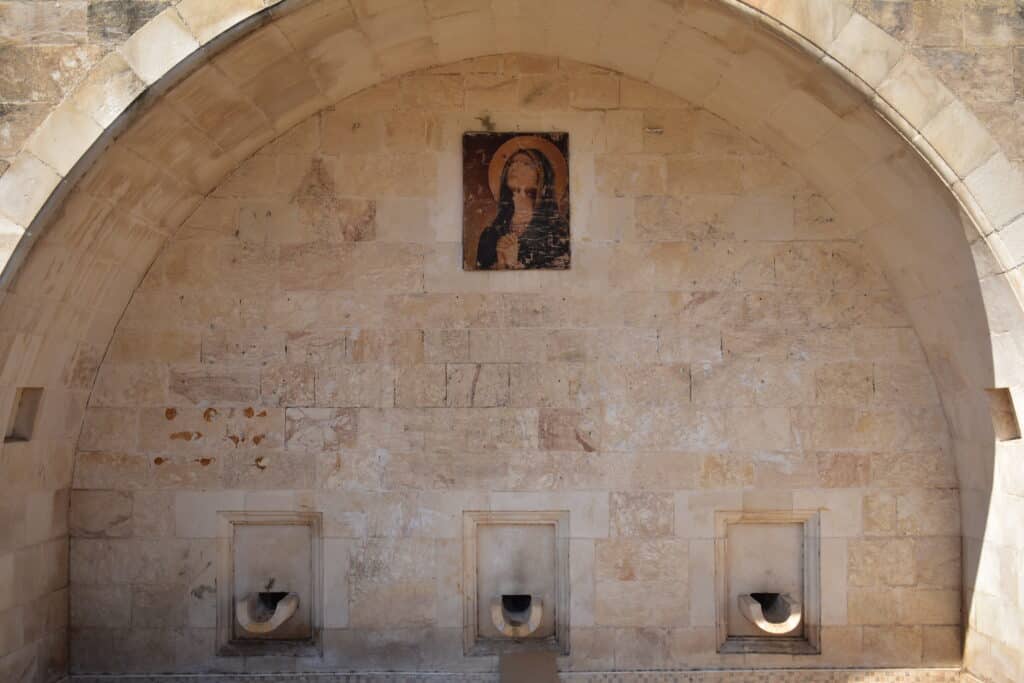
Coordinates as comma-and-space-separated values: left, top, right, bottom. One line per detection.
985, 387, 1022, 441
714, 510, 821, 655
463, 510, 570, 656
5, 387, 42, 443
217, 511, 322, 657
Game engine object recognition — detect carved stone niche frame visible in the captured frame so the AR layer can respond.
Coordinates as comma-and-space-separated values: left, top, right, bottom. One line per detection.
216, 511, 323, 657
714, 509, 821, 655
463, 510, 570, 656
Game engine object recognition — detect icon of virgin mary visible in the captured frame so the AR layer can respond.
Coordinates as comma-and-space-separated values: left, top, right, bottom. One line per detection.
463, 133, 570, 270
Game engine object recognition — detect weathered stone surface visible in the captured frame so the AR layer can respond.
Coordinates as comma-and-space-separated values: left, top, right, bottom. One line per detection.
0, 49, 962, 675
169, 368, 260, 404
595, 539, 686, 581
285, 407, 357, 451
609, 492, 674, 538
69, 490, 132, 538
445, 363, 509, 407
259, 363, 314, 406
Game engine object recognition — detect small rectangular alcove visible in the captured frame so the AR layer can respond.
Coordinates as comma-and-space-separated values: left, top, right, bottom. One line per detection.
714, 510, 821, 655
217, 511, 322, 657
5, 387, 42, 443
463, 510, 570, 656
985, 387, 1022, 441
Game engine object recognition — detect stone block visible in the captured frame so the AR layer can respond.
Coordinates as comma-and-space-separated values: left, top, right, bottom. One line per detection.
315, 364, 395, 408
132, 582, 187, 628
896, 588, 960, 625
445, 363, 509, 407
922, 624, 961, 666
509, 363, 581, 408
73, 451, 150, 490
119, 8, 199, 84
595, 155, 666, 197
348, 330, 425, 365
896, 489, 960, 536
814, 361, 873, 405
817, 452, 871, 488
860, 625, 922, 666
595, 539, 686, 582
132, 490, 175, 538
90, 362, 168, 407
317, 449, 384, 492
693, 359, 812, 407
26, 102, 104, 176
260, 363, 315, 406
922, 100, 999, 177
285, 330, 348, 365
395, 364, 446, 407
169, 368, 260, 404
848, 538, 915, 587
539, 408, 600, 452
221, 450, 315, 490
848, 588, 900, 625
863, 491, 897, 536
70, 585, 131, 628
285, 407, 358, 451
69, 490, 132, 538
78, 407, 138, 451
323, 538, 352, 628
913, 536, 961, 589
609, 492, 674, 537
424, 329, 469, 362
108, 328, 200, 364
594, 580, 688, 627
174, 491, 244, 538
176, 0, 263, 44
280, 242, 424, 291
569, 73, 619, 110
0, 152, 63, 227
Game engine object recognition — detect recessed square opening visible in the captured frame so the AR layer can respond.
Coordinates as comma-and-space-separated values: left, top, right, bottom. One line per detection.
216, 511, 322, 657
5, 387, 42, 443
463, 510, 570, 656
985, 387, 1021, 441
715, 510, 821, 655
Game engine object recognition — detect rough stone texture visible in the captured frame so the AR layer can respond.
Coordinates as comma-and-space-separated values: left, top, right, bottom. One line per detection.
2, 1, 1024, 682
61, 57, 960, 676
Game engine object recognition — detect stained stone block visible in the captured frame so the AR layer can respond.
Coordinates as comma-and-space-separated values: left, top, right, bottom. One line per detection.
284, 407, 357, 451
69, 490, 132, 538
169, 368, 260, 404
445, 363, 510, 407
609, 492, 674, 538
259, 364, 315, 406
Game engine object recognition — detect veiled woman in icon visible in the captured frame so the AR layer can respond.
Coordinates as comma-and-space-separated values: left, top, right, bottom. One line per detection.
475, 136, 570, 270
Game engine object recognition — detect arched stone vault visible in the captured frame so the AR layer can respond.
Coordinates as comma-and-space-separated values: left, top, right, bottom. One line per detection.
0, 0, 1023, 680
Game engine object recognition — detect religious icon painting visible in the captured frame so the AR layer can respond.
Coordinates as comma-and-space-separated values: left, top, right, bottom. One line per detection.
462, 132, 570, 270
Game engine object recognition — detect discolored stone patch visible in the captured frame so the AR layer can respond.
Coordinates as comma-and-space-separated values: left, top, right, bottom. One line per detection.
293, 157, 376, 242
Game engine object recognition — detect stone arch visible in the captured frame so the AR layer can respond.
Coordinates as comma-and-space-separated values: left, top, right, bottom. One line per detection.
0, 0, 1021, 681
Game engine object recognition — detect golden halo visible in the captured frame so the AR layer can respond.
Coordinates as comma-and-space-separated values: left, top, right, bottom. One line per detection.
487, 135, 569, 205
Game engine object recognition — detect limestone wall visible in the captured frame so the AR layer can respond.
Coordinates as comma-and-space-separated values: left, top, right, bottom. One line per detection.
4, 0, 1024, 175
66, 57, 961, 674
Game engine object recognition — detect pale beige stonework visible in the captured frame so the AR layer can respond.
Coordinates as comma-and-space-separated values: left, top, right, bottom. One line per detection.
60, 56, 961, 676
1, 1, 1024, 682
